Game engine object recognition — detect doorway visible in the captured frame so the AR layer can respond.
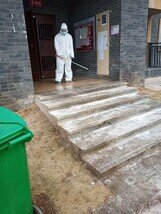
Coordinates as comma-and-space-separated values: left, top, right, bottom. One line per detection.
96, 11, 110, 76
25, 12, 56, 81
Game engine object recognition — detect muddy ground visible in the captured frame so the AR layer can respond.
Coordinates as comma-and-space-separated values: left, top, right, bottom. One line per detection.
18, 105, 111, 214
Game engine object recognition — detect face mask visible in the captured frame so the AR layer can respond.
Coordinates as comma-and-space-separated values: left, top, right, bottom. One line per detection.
60, 30, 67, 36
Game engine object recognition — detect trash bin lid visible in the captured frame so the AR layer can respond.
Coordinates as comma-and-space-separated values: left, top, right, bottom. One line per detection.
0, 107, 30, 145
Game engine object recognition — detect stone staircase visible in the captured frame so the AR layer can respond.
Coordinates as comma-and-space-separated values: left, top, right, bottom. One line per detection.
35, 82, 161, 178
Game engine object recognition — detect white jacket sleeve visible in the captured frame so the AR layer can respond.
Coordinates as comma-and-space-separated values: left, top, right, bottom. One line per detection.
54, 35, 62, 56
70, 36, 74, 59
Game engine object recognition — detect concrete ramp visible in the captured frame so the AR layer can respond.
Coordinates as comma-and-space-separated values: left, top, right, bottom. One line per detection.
35, 81, 161, 177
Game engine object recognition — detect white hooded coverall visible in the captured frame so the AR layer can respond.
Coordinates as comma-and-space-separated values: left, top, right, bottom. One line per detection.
54, 31, 74, 82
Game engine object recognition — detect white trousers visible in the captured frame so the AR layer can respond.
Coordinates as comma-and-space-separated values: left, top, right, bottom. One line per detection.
55, 57, 73, 82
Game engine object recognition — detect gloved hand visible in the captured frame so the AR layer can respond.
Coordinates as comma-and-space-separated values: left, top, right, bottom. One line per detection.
65, 55, 73, 60
57, 54, 73, 60
56, 54, 66, 60
59, 55, 66, 59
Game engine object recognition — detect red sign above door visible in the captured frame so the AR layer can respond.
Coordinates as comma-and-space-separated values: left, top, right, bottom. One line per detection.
28, 0, 43, 7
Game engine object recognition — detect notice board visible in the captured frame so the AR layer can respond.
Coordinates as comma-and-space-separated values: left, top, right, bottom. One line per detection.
74, 17, 95, 52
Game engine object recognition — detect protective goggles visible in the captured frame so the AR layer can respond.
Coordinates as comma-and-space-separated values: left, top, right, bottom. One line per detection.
61, 29, 67, 32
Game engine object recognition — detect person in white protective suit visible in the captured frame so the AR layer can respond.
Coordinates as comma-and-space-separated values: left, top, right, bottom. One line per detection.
54, 23, 74, 83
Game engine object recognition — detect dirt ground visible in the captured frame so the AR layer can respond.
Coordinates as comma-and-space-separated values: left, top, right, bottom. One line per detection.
139, 87, 161, 101
18, 105, 111, 214
17, 86, 161, 214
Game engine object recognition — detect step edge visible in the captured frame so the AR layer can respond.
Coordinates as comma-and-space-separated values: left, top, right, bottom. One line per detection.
83, 140, 161, 178
58, 100, 160, 136
71, 116, 161, 155
36, 82, 127, 101
49, 92, 144, 120
48, 92, 145, 120
45, 88, 137, 110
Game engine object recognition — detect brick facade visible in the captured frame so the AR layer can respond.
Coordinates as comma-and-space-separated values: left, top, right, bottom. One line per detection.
0, 0, 69, 110
0, 0, 34, 110
1, 0, 161, 110
23, 0, 122, 80
68, 0, 121, 80
120, 0, 149, 86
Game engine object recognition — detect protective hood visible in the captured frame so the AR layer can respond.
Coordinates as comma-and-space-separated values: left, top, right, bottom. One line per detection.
60, 23, 68, 31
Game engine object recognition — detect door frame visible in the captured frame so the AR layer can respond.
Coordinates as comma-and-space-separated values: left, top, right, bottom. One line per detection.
34, 13, 56, 79
96, 10, 110, 76
25, 12, 56, 81
25, 11, 41, 81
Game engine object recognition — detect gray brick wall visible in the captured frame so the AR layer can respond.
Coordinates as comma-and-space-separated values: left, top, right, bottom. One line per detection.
68, 0, 121, 80
1, 0, 158, 111
146, 68, 161, 78
0, 0, 34, 111
120, 0, 149, 86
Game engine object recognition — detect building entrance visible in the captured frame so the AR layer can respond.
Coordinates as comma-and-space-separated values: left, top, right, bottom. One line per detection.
25, 12, 56, 81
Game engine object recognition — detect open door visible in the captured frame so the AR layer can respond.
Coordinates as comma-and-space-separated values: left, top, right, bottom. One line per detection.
35, 14, 56, 79
96, 11, 110, 76
25, 11, 41, 81
25, 13, 56, 80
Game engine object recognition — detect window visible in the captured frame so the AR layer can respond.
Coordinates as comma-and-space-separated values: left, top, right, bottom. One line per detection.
102, 14, 107, 26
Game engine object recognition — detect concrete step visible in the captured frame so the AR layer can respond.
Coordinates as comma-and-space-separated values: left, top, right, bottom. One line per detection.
49, 92, 144, 126
36, 82, 126, 101
39, 86, 136, 110
57, 98, 161, 137
82, 123, 161, 177
36, 81, 161, 178
69, 107, 161, 155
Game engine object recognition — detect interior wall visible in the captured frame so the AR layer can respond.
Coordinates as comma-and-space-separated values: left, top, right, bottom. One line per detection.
68, 0, 121, 80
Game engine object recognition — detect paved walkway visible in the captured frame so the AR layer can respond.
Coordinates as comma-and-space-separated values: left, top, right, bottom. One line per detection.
145, 77, 161, 91
140, 203, 161, 214
97, 145, 161, 213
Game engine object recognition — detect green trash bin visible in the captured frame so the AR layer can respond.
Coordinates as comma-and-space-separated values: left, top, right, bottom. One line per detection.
0, 106, 34, 214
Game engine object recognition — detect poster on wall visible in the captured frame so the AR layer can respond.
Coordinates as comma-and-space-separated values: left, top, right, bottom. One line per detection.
111, 25, 119, 35
28, 0, 43, 7
74, 17, 95, 52
97, 31, 108, 60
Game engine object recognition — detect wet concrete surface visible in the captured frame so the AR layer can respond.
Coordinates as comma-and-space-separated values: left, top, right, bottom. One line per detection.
34, 77, 109, 94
